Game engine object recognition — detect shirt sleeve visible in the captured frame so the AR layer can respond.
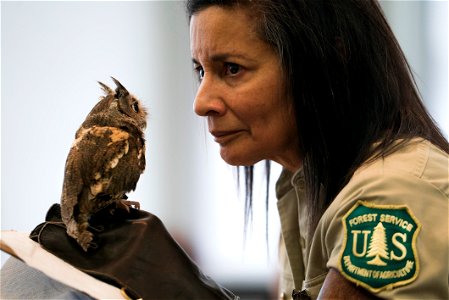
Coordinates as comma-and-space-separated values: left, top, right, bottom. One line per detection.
321, 171, 448, 299
1, 256, 94, 300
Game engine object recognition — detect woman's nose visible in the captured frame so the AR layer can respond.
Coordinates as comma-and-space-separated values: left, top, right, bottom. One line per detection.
193, 75, 226, 117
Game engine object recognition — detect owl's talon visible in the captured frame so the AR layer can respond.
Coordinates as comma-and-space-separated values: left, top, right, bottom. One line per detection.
90, 224, 105, 232
117, 200, 140, 211
89, 241, 99, 250
130, 201, 140, 210
77, 231, 94, 252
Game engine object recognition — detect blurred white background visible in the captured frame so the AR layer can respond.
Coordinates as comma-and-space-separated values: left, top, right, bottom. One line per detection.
1, 1, 447, 298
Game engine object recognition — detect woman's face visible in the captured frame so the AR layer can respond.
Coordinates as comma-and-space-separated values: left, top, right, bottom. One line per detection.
190, 6, 301, 171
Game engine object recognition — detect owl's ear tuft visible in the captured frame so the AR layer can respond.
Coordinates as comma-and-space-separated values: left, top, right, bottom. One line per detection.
98, 81, 114, 95
111, 77, 129, 98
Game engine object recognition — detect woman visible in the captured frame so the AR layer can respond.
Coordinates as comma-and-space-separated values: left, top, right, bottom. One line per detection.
1, 1, 447, 299
188, 0, 449, 299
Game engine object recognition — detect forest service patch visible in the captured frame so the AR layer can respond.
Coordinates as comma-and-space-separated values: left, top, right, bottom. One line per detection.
340, 201, 421, 293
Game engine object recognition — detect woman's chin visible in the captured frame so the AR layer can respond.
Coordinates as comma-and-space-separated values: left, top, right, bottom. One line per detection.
219, 148, 260, 166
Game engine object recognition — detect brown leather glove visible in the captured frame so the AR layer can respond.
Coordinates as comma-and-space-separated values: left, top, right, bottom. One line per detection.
30, 204, 238, 300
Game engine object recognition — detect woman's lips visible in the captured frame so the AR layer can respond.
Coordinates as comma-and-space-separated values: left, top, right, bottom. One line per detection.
210, 130, 243, 144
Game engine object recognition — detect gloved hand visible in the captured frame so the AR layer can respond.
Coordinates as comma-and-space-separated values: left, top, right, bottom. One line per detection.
30, 204, 238, 300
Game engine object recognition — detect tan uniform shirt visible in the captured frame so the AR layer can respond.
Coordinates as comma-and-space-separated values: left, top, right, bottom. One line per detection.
277, 138, 449, 299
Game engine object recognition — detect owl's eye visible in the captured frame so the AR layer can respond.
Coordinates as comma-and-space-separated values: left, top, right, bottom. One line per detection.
132, 102, 139, 113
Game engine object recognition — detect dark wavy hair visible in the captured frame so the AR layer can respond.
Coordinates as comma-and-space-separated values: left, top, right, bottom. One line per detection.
186, 0, 449, 233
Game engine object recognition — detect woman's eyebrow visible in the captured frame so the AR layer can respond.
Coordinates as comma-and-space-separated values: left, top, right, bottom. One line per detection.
192, 53, 257, 65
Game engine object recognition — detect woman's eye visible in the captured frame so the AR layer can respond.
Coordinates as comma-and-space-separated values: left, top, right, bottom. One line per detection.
195, 66, 205, 81
225, 63, 241, 76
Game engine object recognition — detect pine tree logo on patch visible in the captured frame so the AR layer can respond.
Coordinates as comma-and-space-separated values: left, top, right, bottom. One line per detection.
340, 201, 421, 293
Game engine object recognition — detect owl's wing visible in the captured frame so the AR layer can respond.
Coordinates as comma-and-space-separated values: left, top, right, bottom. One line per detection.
60, 146, 85, 225
79, 126, 145, 196
61, 126, 145, 222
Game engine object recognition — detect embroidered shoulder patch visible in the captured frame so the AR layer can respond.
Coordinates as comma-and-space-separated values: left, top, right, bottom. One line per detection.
340, 201, 421, 293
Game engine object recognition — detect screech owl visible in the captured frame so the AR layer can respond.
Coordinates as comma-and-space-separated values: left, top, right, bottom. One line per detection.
60, 77, 147, 251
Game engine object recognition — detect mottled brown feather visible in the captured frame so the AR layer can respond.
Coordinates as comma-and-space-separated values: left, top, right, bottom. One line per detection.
60, 78, 147, 251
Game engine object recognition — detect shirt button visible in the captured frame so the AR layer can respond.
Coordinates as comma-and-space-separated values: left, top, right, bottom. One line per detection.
296, 178, 305, 190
